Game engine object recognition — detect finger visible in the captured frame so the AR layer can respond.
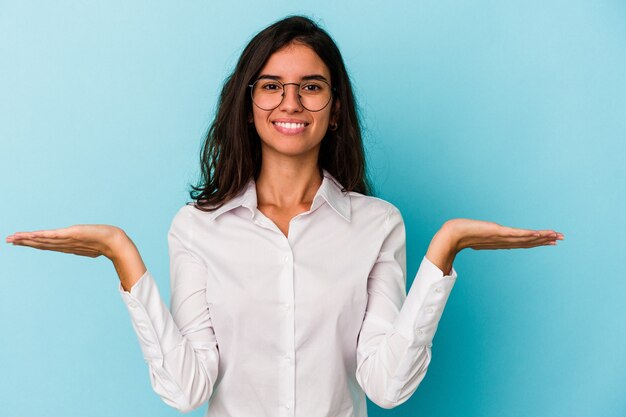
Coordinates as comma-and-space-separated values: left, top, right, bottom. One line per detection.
6, 232, 32, 241
13, 239, 101, 255
8, 227, 75, 240
515, 235, 559, 244
513, 240, 559, 248
9, 230, 53, 237
10, 236, 75, 245
6, 232, 41, 243
510, 235, 559, 246
11, 239, 102, 257
534, 230, 564, 238
467, 235, 557, 247
8, 225, 92, 242
29, 229, 70, 239
7, 232, 40, 242
501, 227, 541, 237
502, 232, 560, 243
7, 236, 71, 245
470, 239, 559, 250
10, 238, 69, 251
504, 228, 562, 239
469, 234, 559, 247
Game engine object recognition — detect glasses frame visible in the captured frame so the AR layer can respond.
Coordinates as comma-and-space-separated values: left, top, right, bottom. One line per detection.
248, 78, 335, 112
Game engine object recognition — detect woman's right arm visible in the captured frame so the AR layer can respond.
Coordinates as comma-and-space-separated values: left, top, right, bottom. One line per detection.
120, 213, 220, 412
6, 215, 219, 412
6, 225, 147, 290
109, 230, 147, 292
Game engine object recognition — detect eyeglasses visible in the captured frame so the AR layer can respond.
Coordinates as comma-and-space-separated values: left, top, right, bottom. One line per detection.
248, 78, 334, 112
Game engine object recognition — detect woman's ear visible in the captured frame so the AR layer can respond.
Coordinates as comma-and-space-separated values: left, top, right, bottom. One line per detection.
330, 99, 341, 125
328, 100, 341, 132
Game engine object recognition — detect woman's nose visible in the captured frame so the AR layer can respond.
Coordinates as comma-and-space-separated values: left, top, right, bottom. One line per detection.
279, 84, 303, 112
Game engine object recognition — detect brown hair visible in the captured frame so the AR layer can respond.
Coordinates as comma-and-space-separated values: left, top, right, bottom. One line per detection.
190, 15, 371, 210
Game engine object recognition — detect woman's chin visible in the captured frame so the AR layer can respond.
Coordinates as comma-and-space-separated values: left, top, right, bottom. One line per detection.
261, 141, 321, 160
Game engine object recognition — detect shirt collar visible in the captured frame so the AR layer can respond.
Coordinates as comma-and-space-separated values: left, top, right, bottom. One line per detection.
206, 169, 351, 222
311, 170, 351, 222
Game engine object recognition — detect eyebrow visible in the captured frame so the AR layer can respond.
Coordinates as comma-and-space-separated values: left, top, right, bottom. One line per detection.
256, 74, 330, 82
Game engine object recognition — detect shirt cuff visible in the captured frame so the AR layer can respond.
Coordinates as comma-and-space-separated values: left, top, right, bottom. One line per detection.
119, 270, 182, 364
393, 256, 457, 344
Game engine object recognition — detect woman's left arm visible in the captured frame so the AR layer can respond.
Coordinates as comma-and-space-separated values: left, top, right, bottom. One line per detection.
355, 209, 564, 409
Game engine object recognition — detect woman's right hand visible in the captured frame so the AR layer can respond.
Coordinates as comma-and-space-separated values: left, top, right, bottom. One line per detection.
6, 225, 126, 259
6, 225, 147, 291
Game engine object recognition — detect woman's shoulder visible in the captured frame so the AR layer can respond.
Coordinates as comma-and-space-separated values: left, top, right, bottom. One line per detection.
346, 190, 403, 220
169, 202, 212, 228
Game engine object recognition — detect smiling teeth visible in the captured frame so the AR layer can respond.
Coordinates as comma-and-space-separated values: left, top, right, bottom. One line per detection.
275, 122, 306, 129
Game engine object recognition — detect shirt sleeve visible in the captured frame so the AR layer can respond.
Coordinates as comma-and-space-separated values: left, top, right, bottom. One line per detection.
119, 207, 219, 412
355, 205, 457, 409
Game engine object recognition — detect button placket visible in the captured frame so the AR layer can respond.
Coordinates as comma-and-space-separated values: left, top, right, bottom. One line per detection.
279, 244, 295, 416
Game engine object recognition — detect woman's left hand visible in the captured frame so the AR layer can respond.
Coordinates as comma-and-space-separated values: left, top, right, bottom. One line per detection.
426, 219, 565, 275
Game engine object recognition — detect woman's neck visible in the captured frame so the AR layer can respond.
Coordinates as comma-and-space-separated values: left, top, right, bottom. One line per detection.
255, 158, 323, 210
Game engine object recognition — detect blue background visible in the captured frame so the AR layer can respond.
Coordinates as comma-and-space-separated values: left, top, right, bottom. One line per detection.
1, 1, 625, 416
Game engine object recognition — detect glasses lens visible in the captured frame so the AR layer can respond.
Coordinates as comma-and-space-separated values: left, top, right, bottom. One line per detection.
299, 81, 332, 112
251, 80, 284, 111
251, 80, 332, 112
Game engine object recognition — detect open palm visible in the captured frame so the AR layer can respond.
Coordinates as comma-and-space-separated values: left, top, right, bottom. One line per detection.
6, 224, 125, 259
447, 218, 564, 251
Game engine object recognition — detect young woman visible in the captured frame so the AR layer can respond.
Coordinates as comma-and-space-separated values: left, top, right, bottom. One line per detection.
6, 15, 563, 417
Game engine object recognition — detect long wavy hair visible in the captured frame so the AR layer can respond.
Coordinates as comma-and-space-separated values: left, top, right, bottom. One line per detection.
190, 15, 371, 211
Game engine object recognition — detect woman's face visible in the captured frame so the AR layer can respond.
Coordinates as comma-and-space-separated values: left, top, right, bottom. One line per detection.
252, 42, 336, 163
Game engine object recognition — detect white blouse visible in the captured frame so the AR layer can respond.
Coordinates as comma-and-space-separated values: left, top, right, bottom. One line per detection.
119, 170, 457, 417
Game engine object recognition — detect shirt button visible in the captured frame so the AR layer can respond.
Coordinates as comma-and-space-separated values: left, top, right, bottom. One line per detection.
285, 404, 291, 410
284, 355, 290, 361
426, 307, 434, 314
435, 287, 442, 293
284, 303, 290, 310
128, 302, 138, 309
283, 255, 289, 263
417, 328, 424, 334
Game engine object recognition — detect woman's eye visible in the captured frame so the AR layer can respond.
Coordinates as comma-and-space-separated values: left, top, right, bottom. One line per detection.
261, 82, 281, 91
301, 83, 322, 92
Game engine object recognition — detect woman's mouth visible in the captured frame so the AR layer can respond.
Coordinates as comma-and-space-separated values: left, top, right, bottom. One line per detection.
272, 121, 309, 135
